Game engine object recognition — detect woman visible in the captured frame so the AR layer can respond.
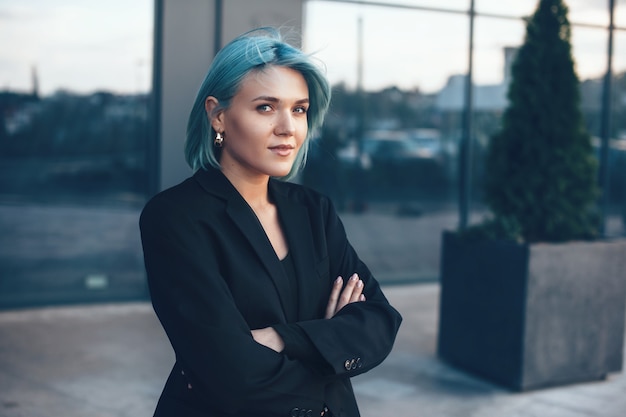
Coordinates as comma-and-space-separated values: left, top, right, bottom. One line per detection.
140, 28, 402, 417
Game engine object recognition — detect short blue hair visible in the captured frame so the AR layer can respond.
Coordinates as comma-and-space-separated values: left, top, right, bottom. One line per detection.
185, 27, 331, 180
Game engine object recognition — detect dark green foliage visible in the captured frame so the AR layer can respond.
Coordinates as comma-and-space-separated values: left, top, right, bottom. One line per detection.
458, 215, 523, 243
483, 0, 599, 243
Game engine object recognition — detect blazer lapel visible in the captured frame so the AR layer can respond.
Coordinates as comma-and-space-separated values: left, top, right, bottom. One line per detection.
194, 168, 294, 321
227, 196, 297, 320
194, 169, 321, 323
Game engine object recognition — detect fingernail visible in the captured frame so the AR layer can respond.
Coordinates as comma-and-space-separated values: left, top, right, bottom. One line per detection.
357, 280, 363, 288
335, 277, 343, 284
350, 274, 358, 281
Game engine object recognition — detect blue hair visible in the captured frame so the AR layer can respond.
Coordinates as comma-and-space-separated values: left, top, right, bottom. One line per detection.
185, 27, 331, 180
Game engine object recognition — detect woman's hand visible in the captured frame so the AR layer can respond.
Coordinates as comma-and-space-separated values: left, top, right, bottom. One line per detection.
325, 273, 366, 319
251, 327, 285, 353
253, 273, 365, 350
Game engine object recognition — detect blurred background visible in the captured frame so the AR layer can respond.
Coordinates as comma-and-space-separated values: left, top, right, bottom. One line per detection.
0, 0, 625, 309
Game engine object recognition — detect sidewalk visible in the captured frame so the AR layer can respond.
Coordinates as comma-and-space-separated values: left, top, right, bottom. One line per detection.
0, 283, 624, 417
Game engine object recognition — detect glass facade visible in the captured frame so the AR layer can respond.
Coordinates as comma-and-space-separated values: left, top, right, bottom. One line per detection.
607, 29, 626, 236
475, 0, 536, 17
0, 0, 153, 308
303, 1, 470, 283
568, 0, 611, 26
618, 0, 626, 27
0, 0, 622, 307
303, 0, 626, 284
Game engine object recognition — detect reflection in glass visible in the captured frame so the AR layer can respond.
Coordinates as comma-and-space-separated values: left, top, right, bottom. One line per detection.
303, 0, 625, 287
0, 90, 149, 203
475, 0, 537, 18
604, 31, 626, 236
304, 1, 467, 283
467, 16, 527, 222
305, 1, 469, 93
0, 1, 153, 308
616, 1, 626, 28
477, 0, 610, 26
0, 0, 152, 204
567, 0, 610, 27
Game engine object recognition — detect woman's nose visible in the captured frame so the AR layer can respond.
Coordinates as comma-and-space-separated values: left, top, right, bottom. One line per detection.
275, 111, 296, 136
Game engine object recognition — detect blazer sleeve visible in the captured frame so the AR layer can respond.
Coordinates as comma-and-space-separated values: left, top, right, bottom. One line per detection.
274, 195, 402, 379
140, 196, 326, 415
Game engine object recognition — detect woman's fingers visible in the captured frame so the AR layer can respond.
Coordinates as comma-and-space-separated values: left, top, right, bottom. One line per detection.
339, 274, 361, 308
349, 276, 364, 303
326, 273, 365, 318
325, 276, 343, 319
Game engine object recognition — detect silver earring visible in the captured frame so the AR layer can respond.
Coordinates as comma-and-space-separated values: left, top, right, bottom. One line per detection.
214, 132, 223, 147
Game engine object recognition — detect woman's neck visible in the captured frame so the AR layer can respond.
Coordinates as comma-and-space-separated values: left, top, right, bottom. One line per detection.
221, 166, 271, 209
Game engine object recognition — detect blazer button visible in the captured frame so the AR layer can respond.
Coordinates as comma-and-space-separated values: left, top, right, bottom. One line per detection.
290, 407, 311, 417
344, 359, 352, 371
356, 357, 363, 369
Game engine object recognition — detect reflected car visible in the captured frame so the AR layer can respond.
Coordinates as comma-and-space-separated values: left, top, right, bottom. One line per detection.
337, 130, 442, 167
335, 129, 450, 198
406, 129, 444, 162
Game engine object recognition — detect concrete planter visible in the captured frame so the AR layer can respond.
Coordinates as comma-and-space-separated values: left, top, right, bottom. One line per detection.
437, 231, 626, 391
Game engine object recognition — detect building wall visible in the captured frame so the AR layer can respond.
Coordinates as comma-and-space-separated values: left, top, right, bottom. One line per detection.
156, 0, 304, 191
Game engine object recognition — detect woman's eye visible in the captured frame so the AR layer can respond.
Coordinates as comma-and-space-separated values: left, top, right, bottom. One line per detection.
294, 106, 308, 114
257, 104, 272, 112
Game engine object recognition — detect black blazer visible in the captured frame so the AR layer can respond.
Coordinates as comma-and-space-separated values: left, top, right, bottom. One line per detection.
140, 167, 402, 417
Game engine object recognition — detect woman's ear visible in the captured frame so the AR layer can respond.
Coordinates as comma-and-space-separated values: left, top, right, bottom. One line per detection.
205, 96, 224, 133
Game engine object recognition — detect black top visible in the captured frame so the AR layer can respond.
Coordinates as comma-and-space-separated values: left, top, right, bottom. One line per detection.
280, 252, 298, 318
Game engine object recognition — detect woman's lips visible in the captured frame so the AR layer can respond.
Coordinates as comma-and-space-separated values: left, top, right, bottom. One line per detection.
269, 145, 295, 156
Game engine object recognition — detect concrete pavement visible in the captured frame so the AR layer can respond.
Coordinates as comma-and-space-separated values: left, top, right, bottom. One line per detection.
1, 282, 624, 417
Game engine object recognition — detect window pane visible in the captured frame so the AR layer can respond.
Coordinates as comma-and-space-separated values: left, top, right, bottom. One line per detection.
469, 16, 527, 216
572, 25, 610, 82
568, 0, 610, 27
305, 1, 468, 93
335, 0, 470, 12
304, 1, 467, 283
475, 0, 536, 17
0, 0, 153, 308
577, 27, 608, 139
407, 0, 468, 9
473, 16, 526, 88
607, 30, 626, 236
616, 0, 626, 28
571, 26, 622, 236
477, 0, 610, 27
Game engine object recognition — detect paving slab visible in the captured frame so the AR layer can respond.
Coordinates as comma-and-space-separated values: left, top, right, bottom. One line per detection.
0, 283, 624, 417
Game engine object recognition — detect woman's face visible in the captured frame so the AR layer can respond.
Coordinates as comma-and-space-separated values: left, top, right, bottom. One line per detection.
213, 66, 309, 180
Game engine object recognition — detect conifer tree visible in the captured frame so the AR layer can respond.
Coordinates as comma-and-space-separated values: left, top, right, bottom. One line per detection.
484, 0, 598, 242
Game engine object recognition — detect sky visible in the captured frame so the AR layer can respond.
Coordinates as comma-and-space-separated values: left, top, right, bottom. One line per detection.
304, 0, 626, 92
0, 0, 153, 95
0, 0, 624, 96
